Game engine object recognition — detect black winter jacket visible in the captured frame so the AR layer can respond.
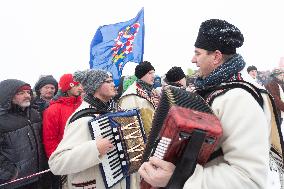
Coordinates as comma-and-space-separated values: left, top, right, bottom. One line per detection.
0, 79, 47, 188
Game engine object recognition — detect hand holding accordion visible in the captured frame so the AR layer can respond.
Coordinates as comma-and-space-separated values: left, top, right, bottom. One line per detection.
88, 109, 146, 188
141, 86, 223, 189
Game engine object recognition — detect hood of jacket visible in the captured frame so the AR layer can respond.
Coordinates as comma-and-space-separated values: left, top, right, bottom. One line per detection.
0, 79, 30, 115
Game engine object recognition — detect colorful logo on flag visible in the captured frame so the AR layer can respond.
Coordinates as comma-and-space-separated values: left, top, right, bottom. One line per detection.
89, 8, 144, 86
112, 23, 141, 71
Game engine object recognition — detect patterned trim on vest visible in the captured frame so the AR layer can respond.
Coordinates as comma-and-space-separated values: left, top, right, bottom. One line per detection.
136, 83, 159, 109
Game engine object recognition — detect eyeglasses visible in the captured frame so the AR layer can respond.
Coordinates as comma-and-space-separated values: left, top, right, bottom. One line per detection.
104, 79, 114, 84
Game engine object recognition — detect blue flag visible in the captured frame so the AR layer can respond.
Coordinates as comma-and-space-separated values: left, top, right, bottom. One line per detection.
89, 8, 144, 86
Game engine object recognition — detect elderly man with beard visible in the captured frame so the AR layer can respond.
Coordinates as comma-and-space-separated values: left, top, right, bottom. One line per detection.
0, 79, 47, 189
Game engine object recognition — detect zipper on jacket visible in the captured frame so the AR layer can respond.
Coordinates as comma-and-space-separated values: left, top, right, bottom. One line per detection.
27, 132, 34, 150
27, 119, 40, 172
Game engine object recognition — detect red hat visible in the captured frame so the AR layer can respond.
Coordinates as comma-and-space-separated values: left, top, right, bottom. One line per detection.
59, 74, 79, 92
17, 84, 31, 93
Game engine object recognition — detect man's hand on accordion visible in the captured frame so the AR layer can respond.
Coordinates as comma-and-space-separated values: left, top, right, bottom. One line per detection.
96, 136, 114, 156
138, 156, 175, 187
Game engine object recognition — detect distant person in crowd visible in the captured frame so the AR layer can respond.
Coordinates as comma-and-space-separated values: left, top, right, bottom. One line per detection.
33, 75, 58, 113
246, 65, 264, 86
139, 19, 273, 189
247, 65, 258, 79
186, 76, 197, 92
265, 68, 284, 124
257, 71, 270, 86
153, 75, 162, 89
48, 69, 141, 189
119, 61, 160, 136
43, 73, 83, 189
0, 79, 48, 189
122, 75, 137, 93
165, 66, 187, 88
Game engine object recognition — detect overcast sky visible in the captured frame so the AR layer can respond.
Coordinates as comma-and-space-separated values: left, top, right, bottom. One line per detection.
1, 0, 284, 86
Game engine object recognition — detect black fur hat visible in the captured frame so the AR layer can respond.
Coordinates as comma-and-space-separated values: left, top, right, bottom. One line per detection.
166, 66, 186, 82
195, 19, 244, 54
135, 61, 155, 79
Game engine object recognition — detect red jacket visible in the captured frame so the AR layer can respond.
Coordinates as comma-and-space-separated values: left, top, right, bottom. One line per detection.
43, 96, 82, 158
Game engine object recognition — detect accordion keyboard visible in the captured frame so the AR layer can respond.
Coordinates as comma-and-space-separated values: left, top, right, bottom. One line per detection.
89, 109, 146, 189
90, 117, 125, 187
153, 137, 171, 159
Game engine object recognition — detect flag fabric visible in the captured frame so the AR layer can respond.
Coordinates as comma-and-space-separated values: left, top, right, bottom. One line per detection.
89, 8, 144, 86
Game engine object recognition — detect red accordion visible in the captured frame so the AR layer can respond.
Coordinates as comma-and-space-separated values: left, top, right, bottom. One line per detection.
155, 105, 222, 165
141, 86, 223, 189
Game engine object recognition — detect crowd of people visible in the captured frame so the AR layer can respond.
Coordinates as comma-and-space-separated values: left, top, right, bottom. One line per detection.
0, 19, 283, 189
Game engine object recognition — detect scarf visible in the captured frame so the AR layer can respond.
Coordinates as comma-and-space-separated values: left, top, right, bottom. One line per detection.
136, 79, 159, 109
195, 54, 245, 89
136, 79, 154, 95
84, 94, 113, 113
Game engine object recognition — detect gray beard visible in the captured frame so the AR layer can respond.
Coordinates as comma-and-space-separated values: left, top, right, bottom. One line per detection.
19, 101, 31, 108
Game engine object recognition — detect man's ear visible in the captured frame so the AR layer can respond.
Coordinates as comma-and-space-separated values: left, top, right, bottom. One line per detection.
213, 50, 223, 66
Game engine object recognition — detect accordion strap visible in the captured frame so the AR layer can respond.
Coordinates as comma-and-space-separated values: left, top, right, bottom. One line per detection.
166, 129, 206, 189
68, 108, 104, 124
208, 148, 224, 162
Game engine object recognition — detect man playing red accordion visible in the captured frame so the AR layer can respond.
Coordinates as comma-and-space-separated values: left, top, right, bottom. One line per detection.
139, 19, 284, 189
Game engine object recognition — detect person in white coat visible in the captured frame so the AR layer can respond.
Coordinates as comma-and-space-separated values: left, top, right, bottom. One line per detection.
48, 69, 140, 189
139, 19, 272, 189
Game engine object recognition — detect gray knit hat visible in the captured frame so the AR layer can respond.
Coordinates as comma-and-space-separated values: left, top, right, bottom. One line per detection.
73, 69, 111, 95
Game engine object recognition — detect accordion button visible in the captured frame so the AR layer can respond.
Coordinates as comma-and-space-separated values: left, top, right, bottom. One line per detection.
117, 143, 123, 151
120, 154, 124, 158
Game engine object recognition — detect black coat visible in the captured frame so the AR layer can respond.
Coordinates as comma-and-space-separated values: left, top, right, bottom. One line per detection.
0, 79, 47, 188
